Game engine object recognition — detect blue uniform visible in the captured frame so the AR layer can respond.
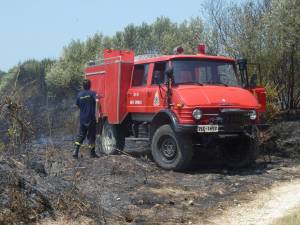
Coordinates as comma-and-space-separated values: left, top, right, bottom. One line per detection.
76, 90, 96, 125
75, 90, 97, 149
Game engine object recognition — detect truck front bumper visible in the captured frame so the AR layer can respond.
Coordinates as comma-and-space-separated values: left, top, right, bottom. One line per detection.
174, 123, 267, 135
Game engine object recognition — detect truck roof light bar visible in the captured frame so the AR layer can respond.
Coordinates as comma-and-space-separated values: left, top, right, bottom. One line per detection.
198, 43, 206, 54
173, 46, 184, 55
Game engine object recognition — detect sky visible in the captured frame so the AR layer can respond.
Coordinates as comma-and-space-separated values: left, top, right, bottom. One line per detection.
0, 0, 208, 71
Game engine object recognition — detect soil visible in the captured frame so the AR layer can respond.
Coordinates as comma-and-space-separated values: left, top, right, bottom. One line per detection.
262, 121, 300, 158
0, 121, 300, 225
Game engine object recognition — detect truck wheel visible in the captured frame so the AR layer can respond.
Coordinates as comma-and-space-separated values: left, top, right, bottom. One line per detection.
101, 121, 125, 155
151, 124, 193, 171
221, 136, 259, 168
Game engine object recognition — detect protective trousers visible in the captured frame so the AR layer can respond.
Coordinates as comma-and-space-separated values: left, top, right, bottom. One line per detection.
73, 120, 97, 158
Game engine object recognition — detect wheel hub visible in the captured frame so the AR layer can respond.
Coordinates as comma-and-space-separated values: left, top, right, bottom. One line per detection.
161, 138, 177, 160
102, 129, 115, 153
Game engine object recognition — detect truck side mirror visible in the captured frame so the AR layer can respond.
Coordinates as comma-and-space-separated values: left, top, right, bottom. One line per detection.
237, 58, 249, 88
250, 74, 257, 88
237, 58, 247, 71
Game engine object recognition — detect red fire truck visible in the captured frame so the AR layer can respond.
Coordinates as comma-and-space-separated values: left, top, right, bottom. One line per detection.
85, 45, 266, 171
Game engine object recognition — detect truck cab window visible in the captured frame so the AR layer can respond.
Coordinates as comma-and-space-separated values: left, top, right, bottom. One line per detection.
172, 59, 239, 86
132, 64, 149, 86
152, 62, 166, 85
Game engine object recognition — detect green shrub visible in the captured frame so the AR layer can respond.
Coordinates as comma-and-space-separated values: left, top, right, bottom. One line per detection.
264, 82, 281, 120
0, 141, 5, 152
45, 40, 87, 94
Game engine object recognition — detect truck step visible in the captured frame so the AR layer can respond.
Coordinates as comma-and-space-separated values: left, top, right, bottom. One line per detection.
126, 137, 150, 142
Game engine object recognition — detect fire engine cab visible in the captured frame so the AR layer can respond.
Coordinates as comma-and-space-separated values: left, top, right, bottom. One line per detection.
85, 44, 266, 171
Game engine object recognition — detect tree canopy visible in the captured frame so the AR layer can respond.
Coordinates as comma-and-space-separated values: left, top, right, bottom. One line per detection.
45, 16, 207, 95
206, 0, 300, 111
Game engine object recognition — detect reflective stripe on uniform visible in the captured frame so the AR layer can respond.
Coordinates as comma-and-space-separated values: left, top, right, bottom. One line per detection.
80, 96, 91, 100
75, 141, 81, 146
88, 144, 95, 149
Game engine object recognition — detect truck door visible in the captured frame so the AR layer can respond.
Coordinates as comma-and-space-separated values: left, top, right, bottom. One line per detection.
146, 61, 167, 112
127, 64, 149, 112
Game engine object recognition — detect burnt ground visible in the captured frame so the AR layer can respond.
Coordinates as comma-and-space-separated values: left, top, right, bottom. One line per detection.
1, 121, 300, 225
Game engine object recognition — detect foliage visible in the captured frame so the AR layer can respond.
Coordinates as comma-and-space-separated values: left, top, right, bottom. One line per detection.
46, 17, 206, 93
0, 70, 5, 80
0, 70, 6, 85
0, 60, 53, 147
264, 82, 281, 119
0, 71, 17, 95
206, 0, 300, 110
46, 40, 85, 94
0, 59, 54, 97
0, 141, 5, 152
0, 95, 34, 153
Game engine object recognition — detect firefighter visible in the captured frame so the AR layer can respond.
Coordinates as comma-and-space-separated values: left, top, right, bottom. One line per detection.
73, 79, 99, 158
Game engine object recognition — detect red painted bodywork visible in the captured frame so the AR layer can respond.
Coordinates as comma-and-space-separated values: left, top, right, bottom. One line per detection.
250, 87, 267, 113
85, 50, 134, 124
85, 49, 266, 125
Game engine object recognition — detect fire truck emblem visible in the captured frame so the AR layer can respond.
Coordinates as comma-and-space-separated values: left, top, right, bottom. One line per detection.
154, 91, 160, 106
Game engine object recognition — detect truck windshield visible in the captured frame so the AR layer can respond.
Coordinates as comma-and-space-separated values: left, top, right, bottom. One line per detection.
172, 59, 239, 87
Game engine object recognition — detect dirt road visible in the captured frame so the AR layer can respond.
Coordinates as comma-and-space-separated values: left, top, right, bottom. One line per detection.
210, 179, 300, 225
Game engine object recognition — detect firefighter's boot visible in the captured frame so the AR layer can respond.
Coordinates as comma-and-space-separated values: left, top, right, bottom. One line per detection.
73, 145, 80, 159
90, 148, 99, 158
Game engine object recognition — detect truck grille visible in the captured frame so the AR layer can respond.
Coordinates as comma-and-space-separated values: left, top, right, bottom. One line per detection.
221, 112, 248, 127
220, 112, 248, 132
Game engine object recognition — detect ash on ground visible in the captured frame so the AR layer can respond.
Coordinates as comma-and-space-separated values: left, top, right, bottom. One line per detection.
0, 121, 300, 225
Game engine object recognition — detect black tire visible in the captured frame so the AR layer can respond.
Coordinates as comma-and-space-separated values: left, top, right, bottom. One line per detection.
100, 120, 125, 155
221, 135, 259, 168
151, 124, 193, 171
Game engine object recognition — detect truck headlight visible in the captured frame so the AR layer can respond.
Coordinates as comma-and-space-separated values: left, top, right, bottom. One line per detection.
249, 110, 257, 120
192, 109, 202, 120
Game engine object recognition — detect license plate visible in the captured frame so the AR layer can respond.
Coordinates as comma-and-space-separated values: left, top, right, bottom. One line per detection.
197, 125, 219, 133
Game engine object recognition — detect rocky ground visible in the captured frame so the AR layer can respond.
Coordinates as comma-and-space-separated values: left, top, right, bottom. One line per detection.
0, 121, 300, 225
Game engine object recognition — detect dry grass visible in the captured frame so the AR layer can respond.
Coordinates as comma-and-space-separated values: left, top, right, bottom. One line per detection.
270, 206, 300, 225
